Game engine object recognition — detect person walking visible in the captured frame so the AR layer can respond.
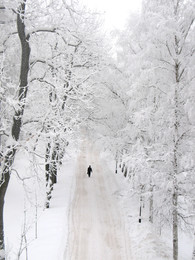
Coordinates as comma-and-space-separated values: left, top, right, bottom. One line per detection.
87, 165, 92, 178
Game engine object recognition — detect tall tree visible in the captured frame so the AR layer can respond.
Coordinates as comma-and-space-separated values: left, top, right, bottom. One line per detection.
114, 1, 195, 259
0, 1, 30, 257
0, 0, 107, 255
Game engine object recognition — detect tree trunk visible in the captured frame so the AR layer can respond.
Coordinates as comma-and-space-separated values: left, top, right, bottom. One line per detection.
172, 60, 180, 260
122, 162, 125, 173
45, 142, 58, 208
124, 166, 127, 178
0, 2, 30, 256
12, 2, 30, 141
139, 196, 142, 223
45, 142, 51, 208
149, 182, 154, 223
172, 144, 179, 260
115, 159, 118, 174
192, 229, 195, 260
0, 148, 16, 256
51, 147, 58, 184
115, 151, 118, 174
172, 175, 178, 260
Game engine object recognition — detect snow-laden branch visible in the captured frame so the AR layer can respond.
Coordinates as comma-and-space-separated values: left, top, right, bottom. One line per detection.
30, 77, 56, 89
73, 61, 90, 68
29, 27, 82, 49
175, 130, 189, 146
148, 85, 167, 95
178, 166, 195, 174
23, 120, 40, 126
29, 27, 57, 36
30, 59, 54, 70
0, 129, 8, 137
11, 169, 35, 181
101, 82, 126, 106
166, 41, 174, 59
159, 58, 174, 67
1, 31, 18, 52
180, 18, 195, 54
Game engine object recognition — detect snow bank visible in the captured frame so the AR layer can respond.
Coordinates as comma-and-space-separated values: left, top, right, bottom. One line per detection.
27, 160, 76, 260
4, 151, 76, 260
101, 151, 192, 260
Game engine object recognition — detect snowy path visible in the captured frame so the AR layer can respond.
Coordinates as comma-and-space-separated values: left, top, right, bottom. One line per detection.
65, 145, 133, 260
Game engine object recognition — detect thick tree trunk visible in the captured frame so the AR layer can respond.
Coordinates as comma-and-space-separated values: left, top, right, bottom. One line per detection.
12, 2, 30, 140
0, 148, 16, 256
0, 2, 30, 257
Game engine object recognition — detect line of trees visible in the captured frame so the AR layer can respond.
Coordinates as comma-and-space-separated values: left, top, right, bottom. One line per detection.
87, 1, 194, 259
0, 0, 107, 258
109, 1, 195, 259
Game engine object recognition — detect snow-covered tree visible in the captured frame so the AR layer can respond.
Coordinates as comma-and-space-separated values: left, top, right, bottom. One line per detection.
115, 1, 195, 259
0, 0, 107, 256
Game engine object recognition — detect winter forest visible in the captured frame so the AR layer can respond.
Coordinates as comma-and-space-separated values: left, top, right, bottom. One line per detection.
0, 0, 195, 259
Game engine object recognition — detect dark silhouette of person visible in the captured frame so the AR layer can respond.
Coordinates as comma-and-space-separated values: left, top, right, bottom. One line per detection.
87, 165, 92, 177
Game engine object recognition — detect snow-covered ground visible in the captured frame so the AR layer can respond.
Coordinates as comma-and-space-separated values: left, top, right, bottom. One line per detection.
4, 143, 193, 259
4, 149, 76, 260
104, 152, 193, 260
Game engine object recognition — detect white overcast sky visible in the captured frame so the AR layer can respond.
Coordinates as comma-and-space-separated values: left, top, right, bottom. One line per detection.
81, 0, 142, 30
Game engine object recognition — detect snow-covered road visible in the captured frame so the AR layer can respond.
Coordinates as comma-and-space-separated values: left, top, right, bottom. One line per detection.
65, 144, 133, 260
